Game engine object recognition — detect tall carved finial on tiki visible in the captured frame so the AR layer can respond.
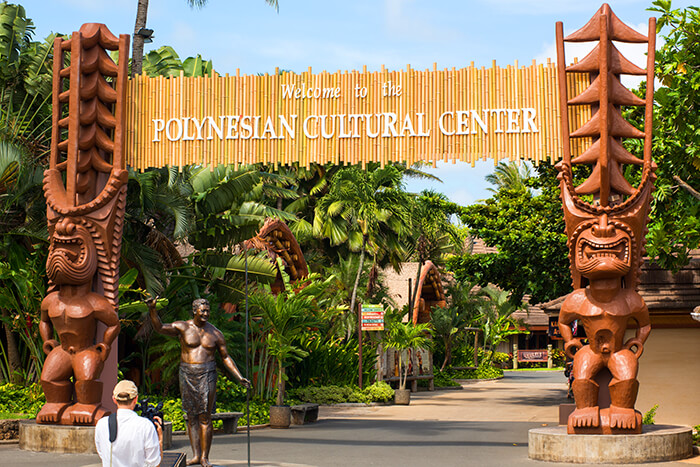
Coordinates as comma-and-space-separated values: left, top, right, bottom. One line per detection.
37, 24, 129, 425
555, 4, 655, 434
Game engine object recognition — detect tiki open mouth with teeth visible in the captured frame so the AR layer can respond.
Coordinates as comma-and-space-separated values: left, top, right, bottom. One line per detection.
47, 218, 97, 285
575, 220, 632, 279
579, 237, 629, 263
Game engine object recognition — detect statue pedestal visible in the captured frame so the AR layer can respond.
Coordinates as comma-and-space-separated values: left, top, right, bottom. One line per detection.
19, 420, 96, 453
19, 420, 173, 453
528, 424, 693, 464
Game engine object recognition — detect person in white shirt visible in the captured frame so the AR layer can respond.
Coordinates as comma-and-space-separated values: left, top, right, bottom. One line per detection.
94, 380, 163, 467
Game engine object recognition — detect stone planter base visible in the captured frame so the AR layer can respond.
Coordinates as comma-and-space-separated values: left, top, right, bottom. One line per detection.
269, 405, 291, 429
528, 424, 693, 464
0, 419, 20, 440
19, 419, 173, 453
394, 389, 411, 405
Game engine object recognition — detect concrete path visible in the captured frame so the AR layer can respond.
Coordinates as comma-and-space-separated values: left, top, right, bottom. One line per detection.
2, 370, 697, 466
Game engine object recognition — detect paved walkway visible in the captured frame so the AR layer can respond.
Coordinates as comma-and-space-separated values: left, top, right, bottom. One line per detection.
2, 371, 698, 466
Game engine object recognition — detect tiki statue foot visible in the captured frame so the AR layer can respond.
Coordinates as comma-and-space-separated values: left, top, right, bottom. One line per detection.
570, 406, 600, 428
36, 402, 72, 424
609, 405, 638, 430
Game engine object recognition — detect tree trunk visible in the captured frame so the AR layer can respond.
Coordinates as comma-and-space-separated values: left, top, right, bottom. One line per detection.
1, 309, 22, 384
348, 237, 367, 340
131, 0, 149, 76
674, 175, 700, 201
410, 260, 424, 321
441, 335, 452, 371
276, 362, 285, 406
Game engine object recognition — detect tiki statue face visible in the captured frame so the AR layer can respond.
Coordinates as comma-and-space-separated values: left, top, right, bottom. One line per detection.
574, 214, 631, 281
47, 217, 97, 286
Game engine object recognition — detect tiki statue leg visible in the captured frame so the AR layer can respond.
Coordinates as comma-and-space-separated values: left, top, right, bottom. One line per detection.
37, 347, 73, 424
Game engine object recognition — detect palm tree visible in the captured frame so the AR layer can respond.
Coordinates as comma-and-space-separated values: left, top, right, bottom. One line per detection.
0, 5, 54, 383
249, 271, 333, 406
485, 161, 532, 194
132, 0, 280, 76
407, 190, 464, 314
430, 305, 465, 371
313, 165, 411, 322
383, 321, 433, 392
478, 285, 526, 363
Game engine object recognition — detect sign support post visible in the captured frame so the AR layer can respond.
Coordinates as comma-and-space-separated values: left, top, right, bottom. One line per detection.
358, 303, 363, 390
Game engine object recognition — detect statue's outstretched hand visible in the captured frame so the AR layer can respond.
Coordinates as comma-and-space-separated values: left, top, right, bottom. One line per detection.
240, 377, 252, 389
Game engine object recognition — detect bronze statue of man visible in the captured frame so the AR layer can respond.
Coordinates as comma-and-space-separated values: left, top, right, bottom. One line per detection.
148, 298, 251, 467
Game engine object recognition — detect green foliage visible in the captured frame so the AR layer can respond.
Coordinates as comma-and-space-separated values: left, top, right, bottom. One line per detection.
142, 46, 213, 78
693, 424, 699, 446
441, 365, 504, 381
0, 245, 46, 384
450, 163, 571, 304
475, 286, 527, 362
433, 371, 461, 388
490, 351, 511, 366
637, 1, 700, 269
362, 381, 394, 403
313, 164, 411, 315
289, 382, 394, 405
550, 348, 566, 367
0, 382, 44, 416
643, 404, 659, 425
249, 270, 339, 404
383, 321, 433, 390
147, 375, 272, 431
287, 335, 376, 388
406, 190, 464, 266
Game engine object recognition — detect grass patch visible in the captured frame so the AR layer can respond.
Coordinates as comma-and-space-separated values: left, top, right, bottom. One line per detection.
0, 412, 33, 419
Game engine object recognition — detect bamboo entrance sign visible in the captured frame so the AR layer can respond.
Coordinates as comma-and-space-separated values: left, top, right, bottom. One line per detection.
126, 61, 592, 170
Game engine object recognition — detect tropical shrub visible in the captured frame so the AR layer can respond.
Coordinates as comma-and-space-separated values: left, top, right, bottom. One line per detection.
643, 404, 659, 425
443, 365, 504, 380
0, 382, 44, 417
289, 381, 394, 405
550, 348, 566, 367
288, 335, 376, 388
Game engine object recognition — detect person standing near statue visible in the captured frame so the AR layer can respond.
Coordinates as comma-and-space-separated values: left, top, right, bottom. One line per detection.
148, 298, 251, 467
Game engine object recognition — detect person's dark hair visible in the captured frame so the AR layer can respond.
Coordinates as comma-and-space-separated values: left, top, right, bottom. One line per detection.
191, 298, 210, 315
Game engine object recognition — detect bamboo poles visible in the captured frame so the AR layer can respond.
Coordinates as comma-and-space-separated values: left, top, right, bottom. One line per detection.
125, 63, 590, 170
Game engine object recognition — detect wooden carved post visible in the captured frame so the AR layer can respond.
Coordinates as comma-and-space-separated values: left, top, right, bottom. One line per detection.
37, 24, 129, 426
555, 4, 655, 434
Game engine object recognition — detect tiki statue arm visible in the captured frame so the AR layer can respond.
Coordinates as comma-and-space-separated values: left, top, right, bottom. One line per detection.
93, 300, 120, 361
39, 296, 58, 355
623, 300, 651, 358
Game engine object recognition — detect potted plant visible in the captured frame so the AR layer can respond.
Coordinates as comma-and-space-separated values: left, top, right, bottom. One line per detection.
250, 269, 331, 427
383, 320, 433, 405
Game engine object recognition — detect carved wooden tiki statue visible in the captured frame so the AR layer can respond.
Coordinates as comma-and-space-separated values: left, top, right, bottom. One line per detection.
555, 4, 656, 434
37, 24, 129, 425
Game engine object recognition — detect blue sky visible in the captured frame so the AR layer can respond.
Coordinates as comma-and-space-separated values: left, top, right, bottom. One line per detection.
18, 0, 692, 206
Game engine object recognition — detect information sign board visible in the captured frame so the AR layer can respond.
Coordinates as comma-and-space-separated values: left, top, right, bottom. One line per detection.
361, 304, 385, 331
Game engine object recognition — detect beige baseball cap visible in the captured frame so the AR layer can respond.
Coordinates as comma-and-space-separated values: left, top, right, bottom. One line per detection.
113, 380, 138, 402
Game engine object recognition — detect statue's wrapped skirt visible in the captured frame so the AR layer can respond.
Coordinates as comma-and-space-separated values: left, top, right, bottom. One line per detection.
179, 360, 217, 416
